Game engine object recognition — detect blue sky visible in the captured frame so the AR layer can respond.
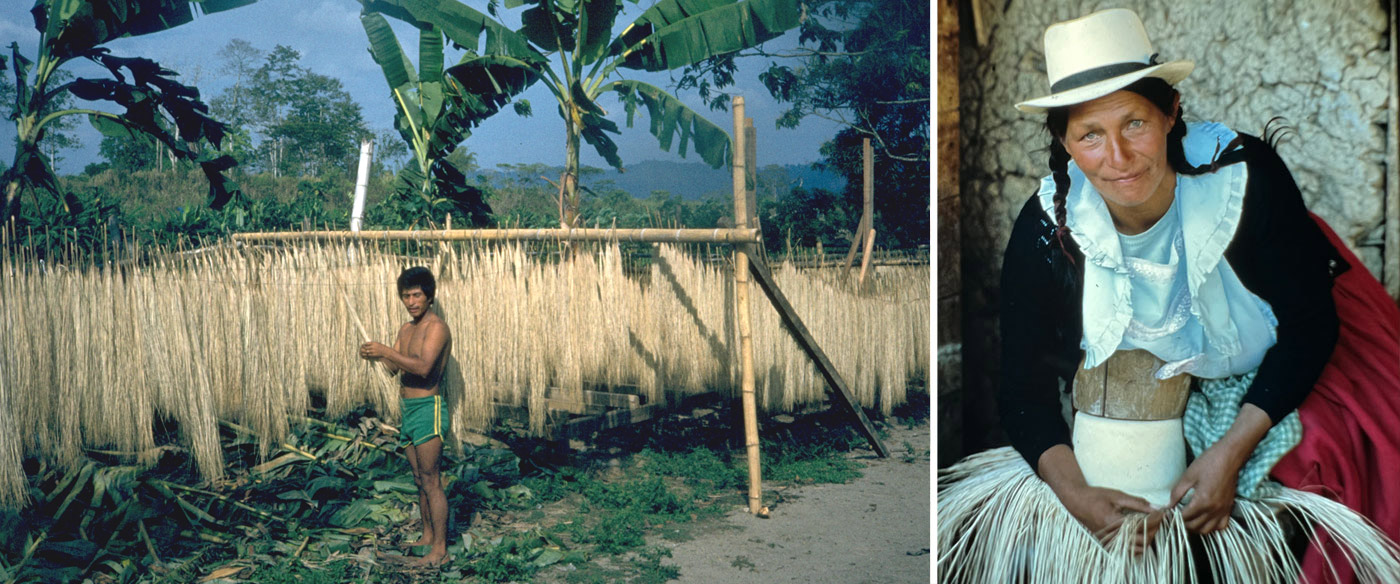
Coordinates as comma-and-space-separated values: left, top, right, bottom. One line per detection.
0, 0, 847, 174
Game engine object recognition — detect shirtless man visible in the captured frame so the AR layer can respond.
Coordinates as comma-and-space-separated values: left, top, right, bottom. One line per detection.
359, 266, 452, 566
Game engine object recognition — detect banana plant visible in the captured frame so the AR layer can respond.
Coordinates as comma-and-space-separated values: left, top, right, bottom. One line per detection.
360, 0, 801, 228
2, 0, 258, 221
359, 11, 513, 226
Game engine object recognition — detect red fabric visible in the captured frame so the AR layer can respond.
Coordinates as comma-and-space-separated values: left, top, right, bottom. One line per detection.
1269, 214, 1400, 584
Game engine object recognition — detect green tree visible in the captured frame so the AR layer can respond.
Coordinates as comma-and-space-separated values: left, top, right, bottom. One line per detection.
372, 128, 412, 178
682, 0, 930, 247
2, 0, 256, 221
207, 44, 372, 177
488, 162, 561, 227
360, 0, 802, 228
208, 38, 265, 167
98, 132, 158, 172
252, 46, 372, 177
208, 38, 264, 130
761, 185, 853, 248
268, 68, 372, 176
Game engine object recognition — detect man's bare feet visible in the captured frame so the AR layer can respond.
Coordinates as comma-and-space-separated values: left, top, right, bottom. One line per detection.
376, 551, 413, 565
407, 549, 449, 568
398, 535, 434, 549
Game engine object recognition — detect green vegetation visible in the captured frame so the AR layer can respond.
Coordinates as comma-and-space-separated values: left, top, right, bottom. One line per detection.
359, 0, 802, 227
0, 389, 893, 583
3, 1, 259, 221
4, 3, 921, 260
758, 436, 863, 484
681, 0, 931, 249
245, 559, 354, 584
14, 164, 746, 257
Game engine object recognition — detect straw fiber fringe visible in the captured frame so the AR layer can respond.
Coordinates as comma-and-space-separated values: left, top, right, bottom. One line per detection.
0, 240, 925, 502
938, 447, 1400, 583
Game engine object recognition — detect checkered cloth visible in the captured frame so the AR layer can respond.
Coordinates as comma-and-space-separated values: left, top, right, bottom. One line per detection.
1183, 369, 1302, 498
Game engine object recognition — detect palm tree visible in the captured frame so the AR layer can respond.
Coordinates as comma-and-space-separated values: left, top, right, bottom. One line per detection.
360, 0, 801, 227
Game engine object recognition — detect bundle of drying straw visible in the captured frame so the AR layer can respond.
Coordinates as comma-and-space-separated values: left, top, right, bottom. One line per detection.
0, 239, 928, 507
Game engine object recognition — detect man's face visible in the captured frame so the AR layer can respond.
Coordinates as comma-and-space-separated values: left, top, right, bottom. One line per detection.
400, 286, 429, 318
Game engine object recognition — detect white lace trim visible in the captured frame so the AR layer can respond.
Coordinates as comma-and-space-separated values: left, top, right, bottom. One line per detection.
1156, 354, 1205, 379
1124, 233, 1183, 284
1125, 285, 1193, 341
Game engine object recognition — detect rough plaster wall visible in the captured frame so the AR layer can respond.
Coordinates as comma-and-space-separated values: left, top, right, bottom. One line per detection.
957, 0, 1394, 456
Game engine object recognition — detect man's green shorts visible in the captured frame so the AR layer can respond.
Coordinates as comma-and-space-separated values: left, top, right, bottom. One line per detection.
401, 395, 449, 446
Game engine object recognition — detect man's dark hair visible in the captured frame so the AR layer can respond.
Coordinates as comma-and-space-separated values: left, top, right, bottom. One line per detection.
397, 266, 436, 300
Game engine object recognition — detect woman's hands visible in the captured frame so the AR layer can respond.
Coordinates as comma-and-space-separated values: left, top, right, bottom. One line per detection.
1167, 403, 1272, 535
1038, 445, 1163, 553
1167, 444, 1240, 534
1060, 484, 1164, 552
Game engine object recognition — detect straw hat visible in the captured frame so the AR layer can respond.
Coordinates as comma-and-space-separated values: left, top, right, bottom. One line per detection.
1015, 8, 1194, 113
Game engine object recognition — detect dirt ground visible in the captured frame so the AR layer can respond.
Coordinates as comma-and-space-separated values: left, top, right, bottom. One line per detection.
659, 422, 932, 583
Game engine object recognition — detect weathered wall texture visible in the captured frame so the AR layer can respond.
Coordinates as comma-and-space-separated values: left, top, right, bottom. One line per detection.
956, 0, 1395, 456
937, 0, 964, 465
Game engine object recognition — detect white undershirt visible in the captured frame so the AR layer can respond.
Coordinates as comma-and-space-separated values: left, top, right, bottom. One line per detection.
1115, 193, 1279, 379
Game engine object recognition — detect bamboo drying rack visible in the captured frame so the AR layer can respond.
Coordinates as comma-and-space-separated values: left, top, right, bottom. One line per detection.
231, 227, 762, 244
230, 97, 890, 517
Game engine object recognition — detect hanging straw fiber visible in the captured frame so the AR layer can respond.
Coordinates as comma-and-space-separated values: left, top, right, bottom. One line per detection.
0, 239, 927, 507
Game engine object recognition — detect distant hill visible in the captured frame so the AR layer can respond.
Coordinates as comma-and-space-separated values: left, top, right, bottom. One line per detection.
480, 160, 846, 201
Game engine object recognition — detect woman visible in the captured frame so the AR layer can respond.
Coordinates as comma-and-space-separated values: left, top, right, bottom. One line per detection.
938, 9, 1400, 583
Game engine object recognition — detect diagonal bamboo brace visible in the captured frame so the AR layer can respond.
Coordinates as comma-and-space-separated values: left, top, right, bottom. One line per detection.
742, 246, 890, 458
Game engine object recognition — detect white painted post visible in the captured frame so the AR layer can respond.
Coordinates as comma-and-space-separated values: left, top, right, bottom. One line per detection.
350, 139, 374, 233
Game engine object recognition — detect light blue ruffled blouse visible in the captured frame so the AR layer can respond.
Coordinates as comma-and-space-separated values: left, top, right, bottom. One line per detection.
1036, 121, 1279, 378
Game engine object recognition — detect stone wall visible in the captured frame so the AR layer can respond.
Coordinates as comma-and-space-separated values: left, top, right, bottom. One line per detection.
956, 0, 1395, 457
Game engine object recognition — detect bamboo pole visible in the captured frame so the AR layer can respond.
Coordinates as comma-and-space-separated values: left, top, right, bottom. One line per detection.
744, 117, 758, 227
845, 138, 875, 274
231, 227, 761, 244
842, 217, 867, 271
858, 227, 877, 291
743, 250, 889, 457
732, 97, 765, 517
324, 260, 400, 399
863, 137, 874, 234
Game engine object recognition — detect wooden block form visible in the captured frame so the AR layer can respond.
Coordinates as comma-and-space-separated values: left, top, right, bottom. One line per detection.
1072, 350, 1191, 421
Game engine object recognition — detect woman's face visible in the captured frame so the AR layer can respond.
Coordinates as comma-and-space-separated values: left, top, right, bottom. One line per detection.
1061, 90, 1178, 228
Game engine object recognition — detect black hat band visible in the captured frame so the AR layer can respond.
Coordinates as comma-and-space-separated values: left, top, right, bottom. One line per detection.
1049, 53, 1161, 94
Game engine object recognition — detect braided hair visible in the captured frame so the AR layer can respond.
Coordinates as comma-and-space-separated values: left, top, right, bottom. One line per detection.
1042, 77, 1229, 265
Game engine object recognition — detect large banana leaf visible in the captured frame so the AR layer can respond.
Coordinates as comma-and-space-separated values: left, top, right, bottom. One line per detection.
37, 0, 260, 60
444, 55, 540, 116
566, 82, 622, 169
609, 79, 728, 168
612, 0, 800, 72
519, 0, 575, 53
363, 0, 545, 64
67, 50, 240, 206
575, 0, 619, 66
361, 12, 417, 90
4, 0, 254, 217
419, 27, 444, 83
